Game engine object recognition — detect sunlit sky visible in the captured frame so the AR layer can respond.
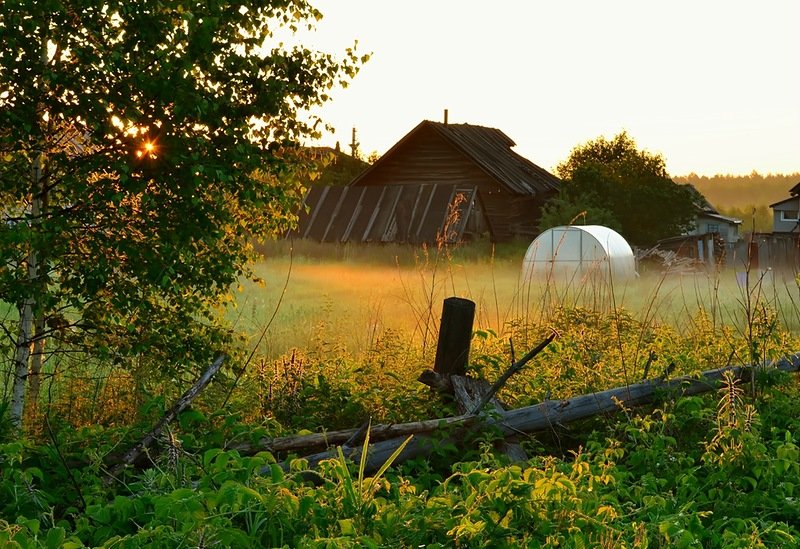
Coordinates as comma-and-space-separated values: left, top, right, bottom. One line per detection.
299, 0, 799, 177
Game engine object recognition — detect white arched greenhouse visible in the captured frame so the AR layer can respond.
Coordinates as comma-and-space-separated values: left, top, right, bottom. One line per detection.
522, 225, 637, 284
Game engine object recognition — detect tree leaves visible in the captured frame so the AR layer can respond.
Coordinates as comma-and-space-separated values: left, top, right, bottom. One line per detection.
543, 132, 696, 246
0, 0, 364, 421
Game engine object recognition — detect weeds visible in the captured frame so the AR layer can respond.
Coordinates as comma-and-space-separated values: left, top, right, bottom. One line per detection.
2, 357, 800, 547
3, 241, 800, 546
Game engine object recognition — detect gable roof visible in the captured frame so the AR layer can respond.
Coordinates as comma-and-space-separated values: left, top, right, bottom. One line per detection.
770, 196, 800, 208
698, 211, 742, 225
768, 181, 800, 208
350, 120, 560, 196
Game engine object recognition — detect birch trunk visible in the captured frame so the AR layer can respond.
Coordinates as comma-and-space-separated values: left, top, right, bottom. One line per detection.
10, 151, 44, 428
27, 316, 47, 415
10, 30, 51, 429
28, 159, 50, 413
10, 300, 35, 428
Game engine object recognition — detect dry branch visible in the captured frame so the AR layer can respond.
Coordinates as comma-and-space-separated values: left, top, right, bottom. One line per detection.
106, 355, 226, 480
469, 332, 556, 415
229, 415, 469, 456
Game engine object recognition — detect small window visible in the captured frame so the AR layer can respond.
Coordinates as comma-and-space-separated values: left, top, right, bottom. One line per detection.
707, 223, 720, 234
781, 210, 799, 221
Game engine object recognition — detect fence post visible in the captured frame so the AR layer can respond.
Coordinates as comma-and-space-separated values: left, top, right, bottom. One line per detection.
434, 297, 475, 377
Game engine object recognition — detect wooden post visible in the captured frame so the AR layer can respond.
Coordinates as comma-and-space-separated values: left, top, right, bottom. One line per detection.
749, 239, 759, 270
433, 297, 475, 377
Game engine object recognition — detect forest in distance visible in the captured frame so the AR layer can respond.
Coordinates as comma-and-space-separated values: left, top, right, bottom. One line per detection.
674, 171, 799, 208
673, 171, 799, 233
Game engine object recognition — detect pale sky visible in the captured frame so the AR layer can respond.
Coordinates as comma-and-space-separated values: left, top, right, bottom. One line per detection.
298, 0, 799, 177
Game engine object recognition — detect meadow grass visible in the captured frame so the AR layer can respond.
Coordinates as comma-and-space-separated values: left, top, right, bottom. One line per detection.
6, 241, 800, 547
238, 240, 525, 358
239, 240, 800, 360
5, 238, 799, 428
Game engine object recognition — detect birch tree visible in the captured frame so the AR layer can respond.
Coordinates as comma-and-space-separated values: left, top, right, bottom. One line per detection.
0, 1, 364, 428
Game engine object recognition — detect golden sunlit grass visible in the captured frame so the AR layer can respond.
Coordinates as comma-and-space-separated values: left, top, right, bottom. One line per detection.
237, 241, 800, 359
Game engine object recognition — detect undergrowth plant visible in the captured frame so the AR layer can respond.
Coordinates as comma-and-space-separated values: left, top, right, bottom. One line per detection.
3, 358, 800, 547
4, 241, 800, 546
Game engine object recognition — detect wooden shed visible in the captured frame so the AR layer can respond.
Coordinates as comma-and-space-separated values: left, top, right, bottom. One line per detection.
294, 120, 561, 244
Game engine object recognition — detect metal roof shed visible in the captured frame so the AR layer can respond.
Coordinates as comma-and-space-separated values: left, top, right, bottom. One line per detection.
522, 225, 636, 283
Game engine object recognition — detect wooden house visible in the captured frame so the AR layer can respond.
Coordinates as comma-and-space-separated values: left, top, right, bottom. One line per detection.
672, 184, 740, 265
769, 181, 800, 233
686, 189, 741, 251
295, 120, 561, 244
734, 182, 800, 273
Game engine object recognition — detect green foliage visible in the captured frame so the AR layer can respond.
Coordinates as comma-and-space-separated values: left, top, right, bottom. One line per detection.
2, 235, 800, 545
469, 305, 757, 410
543, 132, 698, 245
537, 196, 622, 233
0, 1, 365, 427
310, 146, 370, 187
3, 356, 800, 546
242, 342, 436, 430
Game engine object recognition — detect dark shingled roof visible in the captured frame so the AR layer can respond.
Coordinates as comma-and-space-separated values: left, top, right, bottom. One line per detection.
351, 120, 561, 196
769, 196, 800, 208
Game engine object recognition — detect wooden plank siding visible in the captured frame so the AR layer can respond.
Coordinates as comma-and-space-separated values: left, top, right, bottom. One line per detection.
350, 122, 559, 242
352, 124, 499, 189
350, 124, 507, 239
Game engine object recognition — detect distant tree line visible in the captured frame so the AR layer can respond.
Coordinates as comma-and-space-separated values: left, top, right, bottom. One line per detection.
674, 172, 800, 210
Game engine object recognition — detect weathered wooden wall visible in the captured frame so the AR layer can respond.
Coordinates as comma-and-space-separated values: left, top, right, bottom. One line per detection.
351, 124, 553, 241
292, 184, 478, 244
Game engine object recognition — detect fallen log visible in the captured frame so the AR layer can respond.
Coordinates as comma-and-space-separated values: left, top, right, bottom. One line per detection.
106, 355, 227, 481
450, 374, 528, 462
229, 415, 469, 456
258, 354, 800, 476
233, 334, 554, 458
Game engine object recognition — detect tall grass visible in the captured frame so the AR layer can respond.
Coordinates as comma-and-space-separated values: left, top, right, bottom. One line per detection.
7, 236, 799, 432
240, 240, 800, 361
